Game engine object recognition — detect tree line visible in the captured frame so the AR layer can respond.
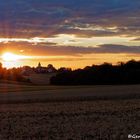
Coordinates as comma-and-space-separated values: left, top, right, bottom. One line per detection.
1, 60, 140, 85
0, 63, 29, 82
51, 60, 140, 85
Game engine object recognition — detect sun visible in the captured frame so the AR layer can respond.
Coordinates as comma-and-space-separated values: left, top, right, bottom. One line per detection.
1, 52, 31, 68
2, 52, 20, 61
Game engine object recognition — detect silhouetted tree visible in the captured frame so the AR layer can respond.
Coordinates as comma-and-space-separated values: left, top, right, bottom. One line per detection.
0, 62, 29, 82
0, 62, 2, 69
51, 60, 140, 85
0, 62, 2, 79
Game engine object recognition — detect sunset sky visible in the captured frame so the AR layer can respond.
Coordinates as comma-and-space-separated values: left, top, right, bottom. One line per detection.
0, 0, 140, 69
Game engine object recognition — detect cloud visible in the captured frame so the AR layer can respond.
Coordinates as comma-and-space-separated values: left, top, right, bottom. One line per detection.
96, 44, 140, 53
132, 38, 140, 41
1, 41, 140, 56
0, 0, 139, 38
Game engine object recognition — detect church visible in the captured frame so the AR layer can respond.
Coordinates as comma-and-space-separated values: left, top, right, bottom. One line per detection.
36, 62, 56, 73
21, 62, 57, 76
21, 63, 57, 85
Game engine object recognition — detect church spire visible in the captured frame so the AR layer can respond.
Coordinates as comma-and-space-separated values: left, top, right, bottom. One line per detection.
38, 62, 41, 68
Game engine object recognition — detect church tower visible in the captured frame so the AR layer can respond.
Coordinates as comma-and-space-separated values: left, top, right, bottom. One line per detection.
38, 62, 41, 68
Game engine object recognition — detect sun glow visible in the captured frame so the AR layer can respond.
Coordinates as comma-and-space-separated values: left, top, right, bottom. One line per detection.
1, 52, 31, 68
2, 52, 30, 62
2, 52, 20, 61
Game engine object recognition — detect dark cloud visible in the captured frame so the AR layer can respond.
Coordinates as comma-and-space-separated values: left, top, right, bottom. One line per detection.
132, 38, 140, 41
0, 0, 139, 38
96, 44, 140, 53
1, 42, 140, 56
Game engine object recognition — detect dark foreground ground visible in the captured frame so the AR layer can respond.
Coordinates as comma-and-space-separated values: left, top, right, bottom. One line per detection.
0, 99, 140, 140
0, 84, 140, 139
